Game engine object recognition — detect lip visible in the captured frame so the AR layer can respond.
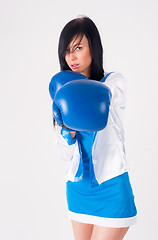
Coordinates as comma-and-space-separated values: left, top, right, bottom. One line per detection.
70, 64, 79, 69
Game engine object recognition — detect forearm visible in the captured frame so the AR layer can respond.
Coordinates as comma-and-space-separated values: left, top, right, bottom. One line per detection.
54, 124, 77, 162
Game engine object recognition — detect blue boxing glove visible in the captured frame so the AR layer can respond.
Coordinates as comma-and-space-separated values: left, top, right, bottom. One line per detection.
52, 101, 63, 125
53, 79, 112, 131
49, 70, 87, 100
49, 70, 87, 128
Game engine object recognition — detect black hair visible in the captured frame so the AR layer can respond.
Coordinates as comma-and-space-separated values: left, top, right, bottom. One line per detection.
58, 16, 105, 81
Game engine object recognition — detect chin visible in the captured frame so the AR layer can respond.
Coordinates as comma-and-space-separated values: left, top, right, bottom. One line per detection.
71, 69, 80, 74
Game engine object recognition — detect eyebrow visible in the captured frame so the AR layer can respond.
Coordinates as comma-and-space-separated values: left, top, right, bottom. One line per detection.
71, 43, 83, 48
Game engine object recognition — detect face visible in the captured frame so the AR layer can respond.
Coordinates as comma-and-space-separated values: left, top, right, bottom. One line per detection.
65, 35, 92, 78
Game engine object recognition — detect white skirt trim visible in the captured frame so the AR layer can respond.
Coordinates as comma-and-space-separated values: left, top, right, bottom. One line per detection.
68, 210, 137, 228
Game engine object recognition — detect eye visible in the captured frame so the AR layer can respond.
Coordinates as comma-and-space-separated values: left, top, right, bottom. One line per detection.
76, 46, 82, 51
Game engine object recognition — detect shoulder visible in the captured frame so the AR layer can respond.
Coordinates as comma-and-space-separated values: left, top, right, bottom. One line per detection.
103, 71, 127, 92
104, 71, 126, 83
103, 71, 127, 106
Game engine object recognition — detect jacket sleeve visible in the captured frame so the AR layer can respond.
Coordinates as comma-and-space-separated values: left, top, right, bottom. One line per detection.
54, 124, 77, 162
104, 72, 127, 107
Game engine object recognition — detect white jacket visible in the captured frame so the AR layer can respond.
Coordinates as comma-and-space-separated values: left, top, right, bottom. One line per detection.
54, 72, 129, 186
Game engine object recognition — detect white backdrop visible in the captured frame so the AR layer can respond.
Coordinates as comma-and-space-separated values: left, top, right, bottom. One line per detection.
0, 0, 158, 239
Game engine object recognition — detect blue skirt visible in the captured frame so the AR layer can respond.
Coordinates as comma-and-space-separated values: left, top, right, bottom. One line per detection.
66, 171, 137, 228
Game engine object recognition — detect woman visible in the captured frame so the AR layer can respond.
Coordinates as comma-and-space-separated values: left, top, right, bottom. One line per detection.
50, 16, 137, 240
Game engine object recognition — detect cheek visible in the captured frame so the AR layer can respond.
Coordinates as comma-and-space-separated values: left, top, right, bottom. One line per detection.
65, 53, 71, 65
84, 51, 92, 65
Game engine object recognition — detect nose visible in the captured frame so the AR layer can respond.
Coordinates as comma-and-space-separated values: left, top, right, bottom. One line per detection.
69, 51, 77, 61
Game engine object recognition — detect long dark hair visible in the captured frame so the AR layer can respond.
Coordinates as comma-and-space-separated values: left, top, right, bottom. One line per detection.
58, 16, 105, 81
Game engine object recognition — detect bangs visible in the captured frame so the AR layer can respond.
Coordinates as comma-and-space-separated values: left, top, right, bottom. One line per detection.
59, 20, 87, 56
66, 34, 84, 53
